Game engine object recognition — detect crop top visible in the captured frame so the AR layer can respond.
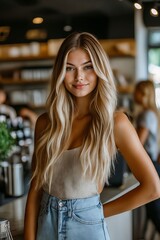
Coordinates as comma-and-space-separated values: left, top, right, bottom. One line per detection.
43, 147, 98, 199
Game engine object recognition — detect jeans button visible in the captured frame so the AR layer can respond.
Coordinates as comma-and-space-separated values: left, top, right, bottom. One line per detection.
59, 201, 63, 207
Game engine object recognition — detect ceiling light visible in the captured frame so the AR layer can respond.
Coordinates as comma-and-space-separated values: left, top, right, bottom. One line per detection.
134, 1, 142, 10
150, 2, 159, 17
32, 17, 44, 24
63, 25, 72, 32
150, 7, 159, 16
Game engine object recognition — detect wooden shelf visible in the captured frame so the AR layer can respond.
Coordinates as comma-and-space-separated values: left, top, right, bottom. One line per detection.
117, 85, 134, 94
0, 39, 135, 62
0, 79, 49, 85
0, 55, 55, 62
0, 40, 63, 62
100, 39, 136, 57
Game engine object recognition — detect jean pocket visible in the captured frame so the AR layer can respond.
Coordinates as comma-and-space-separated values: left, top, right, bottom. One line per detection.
72, 204, 103, 225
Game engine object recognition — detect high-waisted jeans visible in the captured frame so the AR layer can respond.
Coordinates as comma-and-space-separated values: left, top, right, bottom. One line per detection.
36, 191, 110, 240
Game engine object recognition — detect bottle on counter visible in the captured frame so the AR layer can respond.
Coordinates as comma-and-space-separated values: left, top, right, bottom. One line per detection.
5, 152, 24, 197
0, 218, 13, 240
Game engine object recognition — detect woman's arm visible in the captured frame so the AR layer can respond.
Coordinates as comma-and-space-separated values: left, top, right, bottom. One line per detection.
24, 177, 43, 240
103, 112, 160, 217
24, 113, 48, 240
136, 126, 149, 145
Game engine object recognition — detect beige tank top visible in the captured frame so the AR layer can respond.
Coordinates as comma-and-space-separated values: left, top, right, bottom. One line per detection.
43, 147, 98, 199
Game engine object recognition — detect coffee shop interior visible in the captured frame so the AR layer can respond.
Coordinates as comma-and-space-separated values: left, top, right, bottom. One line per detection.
0, 0, 160, 239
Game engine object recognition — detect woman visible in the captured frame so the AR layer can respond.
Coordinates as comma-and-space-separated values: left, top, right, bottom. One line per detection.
24, 32, 160, 240
134, 80, 160, 233
0, 88, 17, 121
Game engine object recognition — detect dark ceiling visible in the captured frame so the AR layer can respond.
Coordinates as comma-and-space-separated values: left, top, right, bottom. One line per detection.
0, 0, 134, 43
142, 1, 160, 28
0, 0, 159, 44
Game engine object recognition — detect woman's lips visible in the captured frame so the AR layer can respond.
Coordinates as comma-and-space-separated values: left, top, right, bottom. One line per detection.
73, 84, 89, 89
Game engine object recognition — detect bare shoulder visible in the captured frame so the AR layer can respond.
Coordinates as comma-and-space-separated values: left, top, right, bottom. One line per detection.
36, 112, 49, 125
114, 111, 131, 129
114, 111, 135, 147
35, 112, 50, 139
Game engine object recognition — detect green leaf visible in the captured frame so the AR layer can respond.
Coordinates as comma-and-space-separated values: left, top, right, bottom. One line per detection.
0, 122, 16, 160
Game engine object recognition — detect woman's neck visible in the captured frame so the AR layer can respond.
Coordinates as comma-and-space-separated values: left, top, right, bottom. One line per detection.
74, 96, 91, 119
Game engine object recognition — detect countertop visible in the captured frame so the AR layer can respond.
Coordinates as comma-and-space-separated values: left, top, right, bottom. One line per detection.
0, 174, 138, 239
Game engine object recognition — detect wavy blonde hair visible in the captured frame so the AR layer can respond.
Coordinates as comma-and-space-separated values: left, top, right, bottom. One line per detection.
33, 32, 117, 191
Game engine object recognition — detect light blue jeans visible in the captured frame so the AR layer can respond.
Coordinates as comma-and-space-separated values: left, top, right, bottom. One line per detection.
36, 191, 110, 240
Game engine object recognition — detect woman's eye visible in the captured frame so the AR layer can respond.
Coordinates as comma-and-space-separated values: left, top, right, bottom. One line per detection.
84, 65, 93, 70
66, 66, 74, 71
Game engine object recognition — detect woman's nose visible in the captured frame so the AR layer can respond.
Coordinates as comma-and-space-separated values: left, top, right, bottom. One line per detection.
75, 69, 84, 82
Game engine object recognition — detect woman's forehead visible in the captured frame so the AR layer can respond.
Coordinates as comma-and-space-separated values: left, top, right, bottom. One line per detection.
66, 48, 91, 65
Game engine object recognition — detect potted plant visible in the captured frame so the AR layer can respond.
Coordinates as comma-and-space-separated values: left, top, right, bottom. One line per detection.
0, 122, 16, 162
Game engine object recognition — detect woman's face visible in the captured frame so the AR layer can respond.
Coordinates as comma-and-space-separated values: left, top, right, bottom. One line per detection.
64, 48, 98, 98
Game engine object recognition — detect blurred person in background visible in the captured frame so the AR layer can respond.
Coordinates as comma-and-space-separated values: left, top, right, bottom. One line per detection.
14, 103, 38, 129
19, 107, 37, 129
0, 88, 17, 121
134, 80, 160, 234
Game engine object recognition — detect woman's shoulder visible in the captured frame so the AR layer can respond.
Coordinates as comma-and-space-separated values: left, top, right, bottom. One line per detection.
35, 112, 50, 134
141, 110, 158, 128
144, 109, 157, 118
114, 111, 133, 135
37, 112, 49, 123
114, 111, 130, 127
113, 111, 136, 147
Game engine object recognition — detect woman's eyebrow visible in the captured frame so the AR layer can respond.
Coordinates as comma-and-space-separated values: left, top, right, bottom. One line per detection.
66, 61, 92, 66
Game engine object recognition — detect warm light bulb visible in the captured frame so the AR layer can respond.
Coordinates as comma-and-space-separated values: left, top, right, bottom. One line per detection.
63, 25, 72, 32
150, 7, 159, 17
134, 2, 142, 10
32, 17, 44, 24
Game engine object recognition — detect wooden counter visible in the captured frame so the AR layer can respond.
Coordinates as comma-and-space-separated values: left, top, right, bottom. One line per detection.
0, 174, 138, 240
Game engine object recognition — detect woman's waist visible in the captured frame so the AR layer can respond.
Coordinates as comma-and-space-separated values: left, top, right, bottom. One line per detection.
43, 177, 98, 200
41, 190, 101, 210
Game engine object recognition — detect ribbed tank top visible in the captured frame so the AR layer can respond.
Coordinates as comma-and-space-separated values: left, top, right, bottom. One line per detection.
43, 147, 98, 199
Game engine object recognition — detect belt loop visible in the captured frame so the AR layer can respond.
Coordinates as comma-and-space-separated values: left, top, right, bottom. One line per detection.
67, 200, 72, 217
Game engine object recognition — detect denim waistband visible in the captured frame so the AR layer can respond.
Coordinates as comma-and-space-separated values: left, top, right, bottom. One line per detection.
41, 191, 101, 211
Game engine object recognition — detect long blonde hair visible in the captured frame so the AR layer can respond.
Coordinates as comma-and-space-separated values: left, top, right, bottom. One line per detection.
33, 32, 117, 190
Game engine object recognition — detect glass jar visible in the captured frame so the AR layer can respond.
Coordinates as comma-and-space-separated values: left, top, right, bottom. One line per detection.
0, 219, 13, 240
